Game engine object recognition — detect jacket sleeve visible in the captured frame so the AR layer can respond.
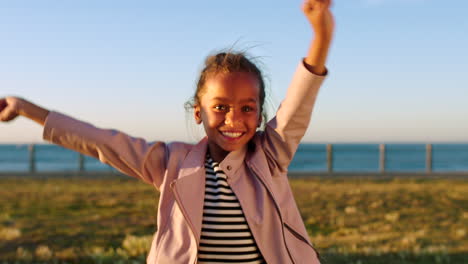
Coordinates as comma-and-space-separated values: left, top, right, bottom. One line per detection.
43, 111, 167, 188
261, 60, 326, 173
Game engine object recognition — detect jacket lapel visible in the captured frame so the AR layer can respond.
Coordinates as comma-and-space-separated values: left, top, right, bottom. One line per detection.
170, 138, 208, 243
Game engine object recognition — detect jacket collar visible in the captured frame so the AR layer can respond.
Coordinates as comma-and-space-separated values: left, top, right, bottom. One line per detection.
170, 138, 207, 243
177, 136, 250, 179
217, 140, 248, 180
177, 137, 207, 178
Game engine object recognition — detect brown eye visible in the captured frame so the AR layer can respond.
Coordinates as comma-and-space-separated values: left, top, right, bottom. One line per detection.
242, 106, 254, 112
214, 105, 227, 111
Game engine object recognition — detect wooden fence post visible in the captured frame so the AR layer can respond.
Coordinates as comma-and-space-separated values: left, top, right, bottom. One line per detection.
79, 154, 85, 172
327, 144, 333, 173
379, 144, 386, 173
28, 144, 36, 173
426, 144, 433, 173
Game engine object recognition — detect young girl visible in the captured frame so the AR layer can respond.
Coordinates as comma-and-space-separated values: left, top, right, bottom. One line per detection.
0, 0, 334, 263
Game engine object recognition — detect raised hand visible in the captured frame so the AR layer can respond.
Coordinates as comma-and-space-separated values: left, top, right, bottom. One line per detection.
0, 97, 49, 125
302, 0, 334, 42
0, 97, 20, 122
302, 0, 335, 75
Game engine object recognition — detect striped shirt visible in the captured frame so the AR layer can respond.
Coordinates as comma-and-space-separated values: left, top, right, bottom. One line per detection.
197, 154, 265, 264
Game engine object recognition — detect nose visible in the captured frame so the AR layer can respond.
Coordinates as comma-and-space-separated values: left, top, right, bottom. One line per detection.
224, 108, 241, 126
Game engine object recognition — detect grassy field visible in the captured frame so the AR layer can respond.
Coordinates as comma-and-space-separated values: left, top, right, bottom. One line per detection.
0, 176, 466, 263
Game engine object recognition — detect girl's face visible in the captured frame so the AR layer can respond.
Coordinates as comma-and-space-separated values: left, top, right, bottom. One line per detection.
194, 72, 262, 161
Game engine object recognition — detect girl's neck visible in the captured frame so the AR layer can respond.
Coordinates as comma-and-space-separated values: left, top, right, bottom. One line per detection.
207, 144, 229, 163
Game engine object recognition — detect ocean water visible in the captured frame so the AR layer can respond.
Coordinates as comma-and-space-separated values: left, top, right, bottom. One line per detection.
0, 144, 116, 173
0, 143, 467, 173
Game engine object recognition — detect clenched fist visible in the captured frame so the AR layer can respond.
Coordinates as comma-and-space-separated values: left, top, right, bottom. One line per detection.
0, 97, 49, 126
302, 0, 334, 41
0, 97, 21, 122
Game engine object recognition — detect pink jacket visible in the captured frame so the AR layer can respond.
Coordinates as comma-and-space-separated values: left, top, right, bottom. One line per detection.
43, 61, 325, 264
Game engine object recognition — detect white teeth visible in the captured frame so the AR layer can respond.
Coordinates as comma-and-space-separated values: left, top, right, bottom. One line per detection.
221, 132, 243, 138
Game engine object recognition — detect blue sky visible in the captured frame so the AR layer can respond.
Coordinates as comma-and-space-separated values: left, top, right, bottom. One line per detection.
1, 0, 467, 143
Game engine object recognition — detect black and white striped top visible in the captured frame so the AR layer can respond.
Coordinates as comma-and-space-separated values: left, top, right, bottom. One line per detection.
197, 154, 265, 264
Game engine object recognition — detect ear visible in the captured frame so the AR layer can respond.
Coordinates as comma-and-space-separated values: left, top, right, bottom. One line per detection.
194, 105, 202, 124
257, 115, 263, 128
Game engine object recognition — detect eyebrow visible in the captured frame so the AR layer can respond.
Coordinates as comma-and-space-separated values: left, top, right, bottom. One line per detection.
212, 97, 257, 103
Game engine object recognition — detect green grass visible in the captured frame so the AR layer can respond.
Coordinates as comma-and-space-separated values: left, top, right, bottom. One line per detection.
0, 176, 467, 263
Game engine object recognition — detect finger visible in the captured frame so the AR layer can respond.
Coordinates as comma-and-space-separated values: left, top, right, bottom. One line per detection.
302, 1, 316, 14
0, 108, 18, 122
316, 0, 331, 12
302, 0, 315, 9
303, 0, 329, 13
0, 98, 6, 112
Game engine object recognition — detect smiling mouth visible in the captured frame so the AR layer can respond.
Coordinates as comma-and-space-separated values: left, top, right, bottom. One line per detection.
220, 131, 244, 139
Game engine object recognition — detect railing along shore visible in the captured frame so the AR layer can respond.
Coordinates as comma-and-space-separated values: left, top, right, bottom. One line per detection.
0, 143, 466, 178
324, 143, 435, 174
26, 144, 87, 174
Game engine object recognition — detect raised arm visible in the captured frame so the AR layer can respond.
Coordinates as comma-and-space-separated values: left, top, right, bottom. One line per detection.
0, 96, 167, 188
261, 0, 334, 171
